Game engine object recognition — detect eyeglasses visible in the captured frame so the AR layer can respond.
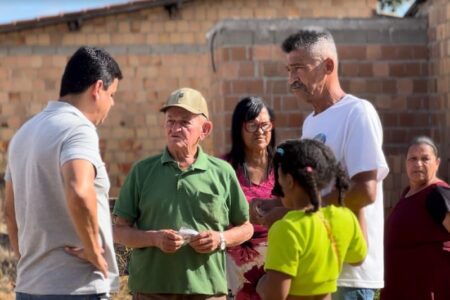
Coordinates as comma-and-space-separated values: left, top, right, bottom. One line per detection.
244, 121, 273, 133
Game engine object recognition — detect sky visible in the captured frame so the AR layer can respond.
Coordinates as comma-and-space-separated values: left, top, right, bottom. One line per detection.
0, 0, 131, 25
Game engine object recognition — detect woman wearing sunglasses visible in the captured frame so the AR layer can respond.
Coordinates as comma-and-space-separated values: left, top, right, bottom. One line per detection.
222, 96, 276, 300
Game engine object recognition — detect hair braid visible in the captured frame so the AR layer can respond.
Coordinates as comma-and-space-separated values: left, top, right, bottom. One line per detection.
334, 163, 350, 206
304, 168, 321, 213
272, 139, 351, 213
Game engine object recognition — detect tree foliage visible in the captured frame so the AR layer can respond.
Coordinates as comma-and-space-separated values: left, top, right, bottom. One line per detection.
378, 0, 404, 12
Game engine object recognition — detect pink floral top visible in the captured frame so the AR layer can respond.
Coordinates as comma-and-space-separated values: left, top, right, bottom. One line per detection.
234, 164, 275, 236
222, 157, 275, 300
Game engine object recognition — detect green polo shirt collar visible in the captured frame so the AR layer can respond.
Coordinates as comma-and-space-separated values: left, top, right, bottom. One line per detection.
160, 146, 208, 171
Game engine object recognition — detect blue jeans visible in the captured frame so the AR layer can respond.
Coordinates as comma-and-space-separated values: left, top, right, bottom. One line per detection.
16, 292, 110, 300
332, 287, 376, 300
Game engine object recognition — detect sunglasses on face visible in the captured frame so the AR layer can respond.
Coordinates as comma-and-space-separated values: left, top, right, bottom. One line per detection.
244, 121, 273, 133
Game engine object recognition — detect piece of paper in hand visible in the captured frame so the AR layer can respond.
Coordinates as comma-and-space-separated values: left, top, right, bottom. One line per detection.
179, 227, 199, 245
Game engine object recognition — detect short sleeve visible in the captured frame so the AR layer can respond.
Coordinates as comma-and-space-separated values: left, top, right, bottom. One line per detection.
265, 220, 301, 277
113, 164, 141, 223
344, 212, 368, 264
344, 102, 389, 181
60, 124, 102, 170
426, 185, 450, 225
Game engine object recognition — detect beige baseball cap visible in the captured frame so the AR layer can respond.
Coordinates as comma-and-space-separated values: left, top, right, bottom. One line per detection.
160, 88, 209, 119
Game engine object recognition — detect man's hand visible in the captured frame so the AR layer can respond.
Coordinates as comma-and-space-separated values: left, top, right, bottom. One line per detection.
156, 229, 184, 253
189, 230, 220, 253
250, 198, 283, 225
64, 246, 108, 278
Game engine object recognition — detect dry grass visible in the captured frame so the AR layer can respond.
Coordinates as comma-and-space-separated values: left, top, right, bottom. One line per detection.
0, 221, 16, 300
114, 276, 132, 300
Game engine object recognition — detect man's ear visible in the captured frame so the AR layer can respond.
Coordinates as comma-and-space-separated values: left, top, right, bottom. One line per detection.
324, 58, 334, 74
91, 80, 104, 100
200, 120, 213, 141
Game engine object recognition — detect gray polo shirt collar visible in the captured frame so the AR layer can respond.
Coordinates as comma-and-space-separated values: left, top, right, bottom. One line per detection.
46, 101, 96, 129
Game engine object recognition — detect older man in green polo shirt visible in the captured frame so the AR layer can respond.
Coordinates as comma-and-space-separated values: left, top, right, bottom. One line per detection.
113, 87, 254, 300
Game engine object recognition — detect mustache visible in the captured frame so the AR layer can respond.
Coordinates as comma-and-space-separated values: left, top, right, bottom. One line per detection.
290, 81, 306, 91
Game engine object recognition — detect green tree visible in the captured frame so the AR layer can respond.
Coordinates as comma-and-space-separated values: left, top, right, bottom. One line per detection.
379, 0, 404, 12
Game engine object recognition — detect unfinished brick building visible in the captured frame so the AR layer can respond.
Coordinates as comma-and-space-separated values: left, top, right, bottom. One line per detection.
0, 0, 449, 212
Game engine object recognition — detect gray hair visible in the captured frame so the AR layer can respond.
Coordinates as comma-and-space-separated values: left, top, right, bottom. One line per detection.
408, 136, 439, 158
281, 26, 338, 62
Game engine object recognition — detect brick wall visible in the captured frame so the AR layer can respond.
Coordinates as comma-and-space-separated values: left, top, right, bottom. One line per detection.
0, 0, 378, 197
0, 0, 378, 46
427, 0, 450, 185
0, 0, 447, 207
208, 18, 429, 211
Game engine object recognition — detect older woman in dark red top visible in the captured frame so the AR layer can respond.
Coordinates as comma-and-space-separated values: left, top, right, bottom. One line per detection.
223, 96, 276, 300
381, 136, 450, 300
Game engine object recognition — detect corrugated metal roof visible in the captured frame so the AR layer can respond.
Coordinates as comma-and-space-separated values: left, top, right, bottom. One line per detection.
0, 0, 187, 33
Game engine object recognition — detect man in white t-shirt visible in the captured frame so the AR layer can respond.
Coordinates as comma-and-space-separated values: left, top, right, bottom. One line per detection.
284, 27, 389, 300
253, 27, 389, 300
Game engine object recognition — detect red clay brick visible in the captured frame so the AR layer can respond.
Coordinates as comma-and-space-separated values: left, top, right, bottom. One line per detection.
282, 96, 301, 110
397, 79, 414, 94
231, 79, 264, 94
238, 62, 255, 77
359, 63, 373, 76
389, 64, 407, 77
381, 80, 396, 93
413, 79, 428, 93
338, 45, 367, 60
253, 45, 272, 60
366, 80, 382, 93
404, 63, 423, 76
381, 45, 400, 60
266, 80, 289, 95
412, 45, 429, 60
229, 47, 248, 61
366, 45, 382, 60
261, 61, 285, 77
341, 63, 359, 76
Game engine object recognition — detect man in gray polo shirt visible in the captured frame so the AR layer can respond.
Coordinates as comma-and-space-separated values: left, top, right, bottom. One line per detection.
4, 46, 122, 299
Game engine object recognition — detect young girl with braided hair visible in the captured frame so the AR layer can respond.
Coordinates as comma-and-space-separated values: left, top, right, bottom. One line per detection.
257, 139, 367, 300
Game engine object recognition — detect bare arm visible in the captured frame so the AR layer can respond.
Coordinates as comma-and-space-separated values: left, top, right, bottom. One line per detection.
224, 220, 253, 247
321, 170, 377, 245
342, 170, 378, 211
443, 212, 450, 233
190, 220, 253, 253
256, 270, 291, 300
62, 159, 107, 277
113, 216, 184, 253
5, 180, 20, 258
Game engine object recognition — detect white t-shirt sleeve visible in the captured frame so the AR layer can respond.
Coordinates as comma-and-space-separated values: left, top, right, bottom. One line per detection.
60, 124, 102, 171
344, 102, 389, 181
